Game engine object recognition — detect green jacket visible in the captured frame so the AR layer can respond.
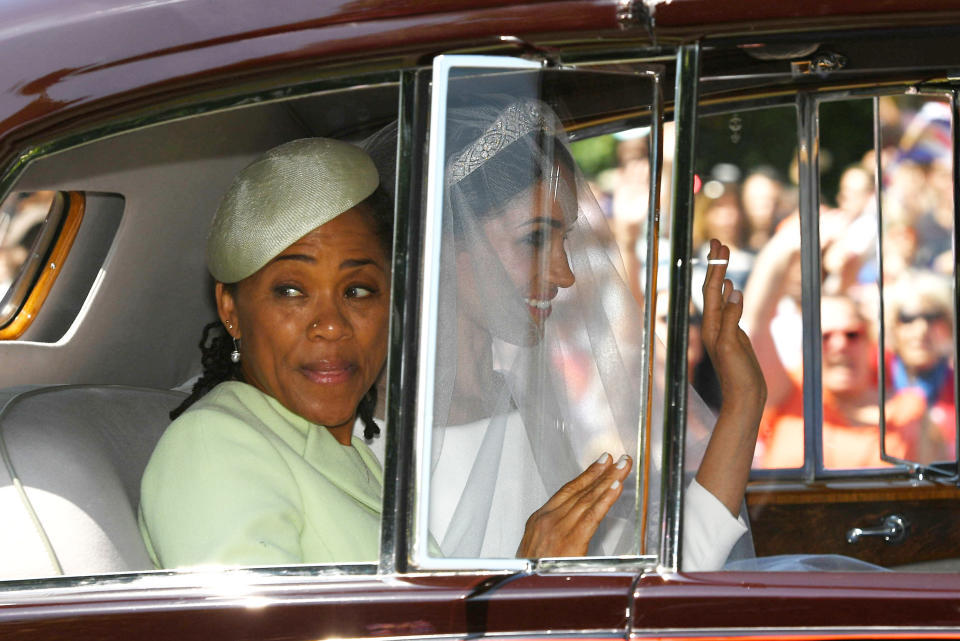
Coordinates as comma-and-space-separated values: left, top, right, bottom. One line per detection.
139, 381, 382, 567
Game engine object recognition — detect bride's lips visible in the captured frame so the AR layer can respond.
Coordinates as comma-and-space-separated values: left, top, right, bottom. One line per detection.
525, 297, 554, 322
299, 360, 356, 384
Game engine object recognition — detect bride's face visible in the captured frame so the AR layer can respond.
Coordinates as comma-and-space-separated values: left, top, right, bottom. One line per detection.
458, 166, 577, 340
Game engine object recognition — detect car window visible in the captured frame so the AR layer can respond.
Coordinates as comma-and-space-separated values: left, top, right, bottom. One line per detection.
0, 191, 70, 339
713, 95, 957, 476
415, 55, 665, 570
876, 95, 957, 470
693, 104, 803, 471
693, 91, 960, 572
0, 191, 57, 300
0, 77, 401, 584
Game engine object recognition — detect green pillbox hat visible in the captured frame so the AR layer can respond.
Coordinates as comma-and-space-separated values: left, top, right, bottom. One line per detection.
206, 138, 379, 283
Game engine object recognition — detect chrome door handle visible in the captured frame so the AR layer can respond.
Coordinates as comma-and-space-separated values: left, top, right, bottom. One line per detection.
846, 514, 907, 544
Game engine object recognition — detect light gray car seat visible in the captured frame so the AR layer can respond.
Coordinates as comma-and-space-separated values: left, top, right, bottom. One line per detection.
0, 385, 184, 579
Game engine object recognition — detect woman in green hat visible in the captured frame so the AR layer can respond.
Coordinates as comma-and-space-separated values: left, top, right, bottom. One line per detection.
139, 138, 392, 567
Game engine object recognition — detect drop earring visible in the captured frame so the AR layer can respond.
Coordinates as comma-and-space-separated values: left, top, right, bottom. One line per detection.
230, 337, 241, 363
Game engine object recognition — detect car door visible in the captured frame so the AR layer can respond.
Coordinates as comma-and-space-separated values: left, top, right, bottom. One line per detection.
0, 50, 655, 639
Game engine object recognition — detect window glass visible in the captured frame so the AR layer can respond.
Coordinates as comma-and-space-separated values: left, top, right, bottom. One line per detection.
816, 97, 886, 471
878, 95, 956, 467
703, 97, 953, 474
0, 78, 402, 584
719, 94, 960, 573
693, 105, 800, 470
418, 57, 662, 568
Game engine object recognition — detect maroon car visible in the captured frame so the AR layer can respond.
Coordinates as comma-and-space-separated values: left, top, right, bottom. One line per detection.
3, 1, 960, 639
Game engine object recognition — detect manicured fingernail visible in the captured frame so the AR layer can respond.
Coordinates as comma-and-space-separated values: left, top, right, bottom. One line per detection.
610, 480, 621, 490
596, 452, 611, 465
616, 455, 629, 469
729, 290, 742, 304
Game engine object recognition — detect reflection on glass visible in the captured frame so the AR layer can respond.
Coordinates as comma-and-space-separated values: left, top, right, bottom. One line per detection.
0, 191, 55, 298
879, 95, 956, 466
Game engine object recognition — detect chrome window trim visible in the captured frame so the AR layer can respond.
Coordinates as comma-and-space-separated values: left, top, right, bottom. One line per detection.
796, 89, 823, 483
660, 42, 700, 574
951, 86, 960, 477
636, 68, 664, 557
0, 563, 379, 595
380, 68, 432, 574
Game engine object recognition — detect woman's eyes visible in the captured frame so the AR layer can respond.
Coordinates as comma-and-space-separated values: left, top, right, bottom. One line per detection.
270, 282, 379, 299
273, 285, 304, 298
521, 228, 568, 249
345, 285, 376, 299
522, 229, 550, 248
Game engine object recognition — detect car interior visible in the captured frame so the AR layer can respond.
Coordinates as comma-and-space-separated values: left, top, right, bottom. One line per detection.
0, 83, 401, 579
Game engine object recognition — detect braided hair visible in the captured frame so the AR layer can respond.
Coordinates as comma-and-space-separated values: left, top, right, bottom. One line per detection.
169, 319, 241, 421
171, 186, 392, 442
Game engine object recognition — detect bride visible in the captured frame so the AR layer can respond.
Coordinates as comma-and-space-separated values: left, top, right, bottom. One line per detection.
367, 95, 766, 569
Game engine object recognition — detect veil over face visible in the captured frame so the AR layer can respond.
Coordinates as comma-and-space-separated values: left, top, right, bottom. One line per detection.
365, 96, 733, 560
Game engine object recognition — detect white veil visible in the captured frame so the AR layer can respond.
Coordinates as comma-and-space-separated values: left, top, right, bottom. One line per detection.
364, 95, 749, 561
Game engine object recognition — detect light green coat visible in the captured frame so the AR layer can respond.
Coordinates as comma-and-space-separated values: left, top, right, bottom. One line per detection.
138, 381, 382, 568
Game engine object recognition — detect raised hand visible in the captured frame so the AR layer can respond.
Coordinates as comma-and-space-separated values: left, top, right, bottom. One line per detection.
695, 239, 766, 515
517, 452, 633, 558
700, 239, 766, 409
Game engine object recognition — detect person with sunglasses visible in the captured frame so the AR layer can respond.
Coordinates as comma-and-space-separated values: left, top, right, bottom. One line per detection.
743, 220, 908, 469
884, 270, 955, 464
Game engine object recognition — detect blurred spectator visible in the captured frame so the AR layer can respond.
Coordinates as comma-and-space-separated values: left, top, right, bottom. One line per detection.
821, 164, 877, 296
605, 130, 651, 305
610, 131, 650, 224
854, 200, 918, 290
743, 220, 908, 469
884, 270, 955, 464
752, 294, 905, 469
691, 175, 755, 311
835, 165, 875, 219
741, 166, 788, 251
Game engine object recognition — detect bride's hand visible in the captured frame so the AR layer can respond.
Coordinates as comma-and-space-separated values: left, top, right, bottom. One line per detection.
517, 452, 632, 558
695, 238, 765, 515
700, 239, 765, 409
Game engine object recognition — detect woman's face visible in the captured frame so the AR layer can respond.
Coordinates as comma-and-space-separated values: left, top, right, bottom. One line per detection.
472, 168, 577, 335
217, 205, 390, 432
704, 192, 743, 247
820, 296, 871, 397
894, 299, 951, 374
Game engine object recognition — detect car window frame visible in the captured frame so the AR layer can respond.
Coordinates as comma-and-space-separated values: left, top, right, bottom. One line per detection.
0, 69, 407, 593
721, 85, 960, 483
410, 53, 670, 573
875, 88, 960, 481
0, 191, 82, 339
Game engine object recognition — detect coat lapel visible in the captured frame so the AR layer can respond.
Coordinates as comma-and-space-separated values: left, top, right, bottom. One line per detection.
303, 424, 383, 514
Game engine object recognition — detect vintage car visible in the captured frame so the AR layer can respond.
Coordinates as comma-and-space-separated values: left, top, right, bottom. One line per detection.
5, 0, 960, 638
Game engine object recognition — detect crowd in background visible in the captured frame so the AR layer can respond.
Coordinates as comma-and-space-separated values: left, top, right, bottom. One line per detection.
579, 95, 957, 471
